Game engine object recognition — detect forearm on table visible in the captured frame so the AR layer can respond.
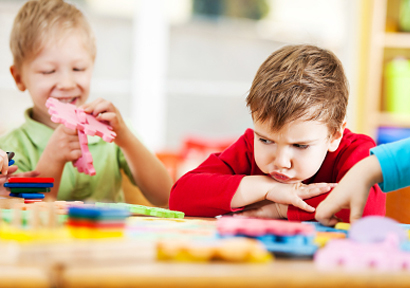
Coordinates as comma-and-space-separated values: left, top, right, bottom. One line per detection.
231, 175, 278, 209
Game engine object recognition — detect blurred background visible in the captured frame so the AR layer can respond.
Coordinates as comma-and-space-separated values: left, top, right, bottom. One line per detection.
0, 0, 409, 193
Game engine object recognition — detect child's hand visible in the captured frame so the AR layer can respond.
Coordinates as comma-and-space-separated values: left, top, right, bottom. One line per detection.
80, 98, 128, 145
234, 200, 288, 219
0, 150, 9, 175
266, 182, 337, 213
44, 124, 82, 165
315, 155, 382, 226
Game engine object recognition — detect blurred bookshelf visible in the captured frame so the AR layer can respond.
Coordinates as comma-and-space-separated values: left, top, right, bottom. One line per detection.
364, 0, 410, 139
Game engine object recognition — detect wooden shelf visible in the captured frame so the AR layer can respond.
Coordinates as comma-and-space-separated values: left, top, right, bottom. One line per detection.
377, 112, 410, 127
384, 32, 410, 47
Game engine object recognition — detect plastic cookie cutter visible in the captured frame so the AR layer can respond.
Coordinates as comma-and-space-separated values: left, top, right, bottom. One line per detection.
45, 98, 117, 175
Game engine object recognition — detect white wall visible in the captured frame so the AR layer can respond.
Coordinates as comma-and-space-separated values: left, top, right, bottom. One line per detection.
0, 0, 361, 152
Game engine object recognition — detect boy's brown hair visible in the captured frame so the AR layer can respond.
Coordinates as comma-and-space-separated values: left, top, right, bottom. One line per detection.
10, 0, 96, 69
246, 45, 349, 137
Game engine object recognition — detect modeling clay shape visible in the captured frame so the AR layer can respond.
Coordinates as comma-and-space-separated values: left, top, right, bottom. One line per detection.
315, 233, 410, 271
349, 216, 407, 243
46, 98, 85, 130
73, 130, 96, 175
9, 193, 45, 199
217, 217, 315, 237
4, 183, 54, 188
46, 98, 116, 142
95, 202, 185, 219
8, 177, 54, 183
157, 237, 272, 263
46, 98, 116, 175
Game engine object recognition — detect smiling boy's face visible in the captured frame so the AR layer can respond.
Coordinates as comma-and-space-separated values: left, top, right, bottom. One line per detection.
253, 119, 344, 184
10, 29, 94, 129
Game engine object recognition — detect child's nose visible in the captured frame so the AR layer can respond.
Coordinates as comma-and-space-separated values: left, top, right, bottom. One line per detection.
273, 149, 291, 169
56, 71, 76, 90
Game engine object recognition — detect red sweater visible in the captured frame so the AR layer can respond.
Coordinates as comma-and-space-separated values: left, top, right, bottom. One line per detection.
169, 128, 386, 221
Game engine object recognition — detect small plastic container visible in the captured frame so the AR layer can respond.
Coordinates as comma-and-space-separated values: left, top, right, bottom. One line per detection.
377, 126, 410, 145
400, 0, 410, 32
384, 57, 410, 115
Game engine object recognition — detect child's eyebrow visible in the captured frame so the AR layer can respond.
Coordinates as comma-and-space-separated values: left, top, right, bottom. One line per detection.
254, 131, 274, 142
254, 131, 321, 144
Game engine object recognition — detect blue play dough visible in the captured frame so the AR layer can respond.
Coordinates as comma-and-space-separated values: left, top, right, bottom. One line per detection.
349, 216, 407, 243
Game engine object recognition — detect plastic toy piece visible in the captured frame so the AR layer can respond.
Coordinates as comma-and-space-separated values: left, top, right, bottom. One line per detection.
304, 221, 349, 236
73, 130, 96, 175
157, 238, 272, 263
8, 177, 54, 183
4, 183, 53, 188
67, 218, 126, 229
334, 222, 351, 230
0, 152, 15, 174
95, 202, 185, 219
46, 98, 116, 142
24, 200, 43, 204
46, 98, 116, 175
315, 233, 410, 271
68, 206, 130, 220
217, 217, 315, 237
349, 216, 407, 243
8, 188, 51, 193
6, 152, 14, 161
9, 193, 45, 199
314, 232, 346, 247
251, 234, 318, 257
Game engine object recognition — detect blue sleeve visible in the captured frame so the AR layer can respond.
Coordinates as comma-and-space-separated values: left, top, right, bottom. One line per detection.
370, 137, 410, 192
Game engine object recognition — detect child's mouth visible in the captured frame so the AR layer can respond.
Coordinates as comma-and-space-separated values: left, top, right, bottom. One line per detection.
54, 97, 78, 104
270, 172, 290, 182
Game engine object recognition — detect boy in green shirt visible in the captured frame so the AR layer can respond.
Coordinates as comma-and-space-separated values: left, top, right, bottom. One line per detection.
1, 0, 172, 204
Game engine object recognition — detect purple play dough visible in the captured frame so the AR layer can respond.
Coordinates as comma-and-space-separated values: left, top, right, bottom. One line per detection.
349, 216, 407, 243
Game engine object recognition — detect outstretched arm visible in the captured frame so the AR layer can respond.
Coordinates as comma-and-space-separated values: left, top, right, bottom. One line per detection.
315, 155, 383, 226
81, 99, 173, 206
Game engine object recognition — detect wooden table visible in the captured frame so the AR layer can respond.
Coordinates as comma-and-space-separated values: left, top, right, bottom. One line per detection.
0, 267, 50, 287
57, 258, 410, 288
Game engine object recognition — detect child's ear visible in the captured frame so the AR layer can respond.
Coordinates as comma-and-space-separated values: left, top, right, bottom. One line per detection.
328, 121, 347, 152
10, 65, 26, 91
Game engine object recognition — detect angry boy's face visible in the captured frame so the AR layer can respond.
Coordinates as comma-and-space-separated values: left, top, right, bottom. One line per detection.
10, 29, 94, 128
253, 119, 343, 184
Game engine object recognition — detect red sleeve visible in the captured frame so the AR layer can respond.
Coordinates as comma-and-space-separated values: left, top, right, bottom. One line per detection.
169, 129, 261, 217
287, 130, 386, 222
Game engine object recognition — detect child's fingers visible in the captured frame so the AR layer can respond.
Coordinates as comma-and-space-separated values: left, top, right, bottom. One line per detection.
96, 112, 118, 124
13, 170, 40, 178
84, 98, 114, 116
349, 204, 365, 224
291, 197, 315, 212
298, 183, 334, 199
80, 98, 103, 113
59, 125, 78, 136
315, 200, 342, 226
0, 151, 8, 175
8, 166, 18, 174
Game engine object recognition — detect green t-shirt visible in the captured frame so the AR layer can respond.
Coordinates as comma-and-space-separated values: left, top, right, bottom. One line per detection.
0, 108, 136, 202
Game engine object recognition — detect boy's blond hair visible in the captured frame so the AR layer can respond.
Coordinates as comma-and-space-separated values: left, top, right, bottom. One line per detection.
10, 0, 96, 69
246, 45, 349, 137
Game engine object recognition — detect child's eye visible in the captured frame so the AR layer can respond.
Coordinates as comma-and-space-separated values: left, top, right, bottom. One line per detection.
259, 138, 273, 144
73, 68, 85, 72
293, 144, 309, 149
41, 70, 55, 75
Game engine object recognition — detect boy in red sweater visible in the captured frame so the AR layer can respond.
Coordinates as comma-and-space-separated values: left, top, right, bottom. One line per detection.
169, 45, 386, 221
